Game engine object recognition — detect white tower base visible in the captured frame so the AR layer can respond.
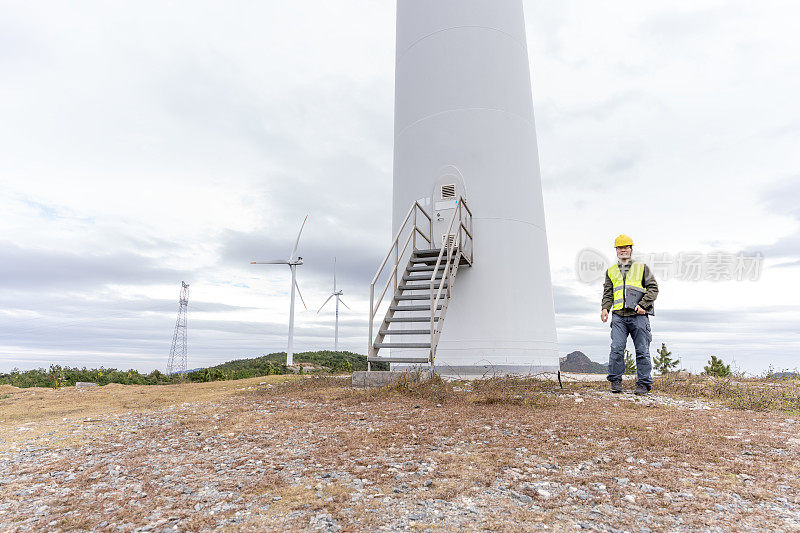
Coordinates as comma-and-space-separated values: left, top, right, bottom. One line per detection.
391, 0, 559, 376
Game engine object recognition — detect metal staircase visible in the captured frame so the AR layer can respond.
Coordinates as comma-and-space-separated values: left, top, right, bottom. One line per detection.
368, 198, 473, 370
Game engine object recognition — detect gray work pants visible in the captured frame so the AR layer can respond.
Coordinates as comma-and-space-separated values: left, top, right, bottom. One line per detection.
607, 313, 653, 388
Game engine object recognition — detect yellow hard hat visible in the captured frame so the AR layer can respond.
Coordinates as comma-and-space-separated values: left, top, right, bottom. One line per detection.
614, 234, 634, 247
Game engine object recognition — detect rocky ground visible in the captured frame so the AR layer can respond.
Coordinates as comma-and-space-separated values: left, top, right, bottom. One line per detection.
1, 376, 799, 532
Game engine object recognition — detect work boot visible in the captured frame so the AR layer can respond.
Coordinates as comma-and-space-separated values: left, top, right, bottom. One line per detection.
634, 383, 650, 396
610, 380, 623, 393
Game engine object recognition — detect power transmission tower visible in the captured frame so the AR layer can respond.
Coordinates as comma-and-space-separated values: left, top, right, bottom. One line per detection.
167, 281, 189, 377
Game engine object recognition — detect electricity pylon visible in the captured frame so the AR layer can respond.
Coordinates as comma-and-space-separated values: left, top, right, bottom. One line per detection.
167, 281, 189, 377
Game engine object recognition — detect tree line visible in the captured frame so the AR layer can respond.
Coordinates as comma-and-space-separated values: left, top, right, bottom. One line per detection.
0, 350, 387, 389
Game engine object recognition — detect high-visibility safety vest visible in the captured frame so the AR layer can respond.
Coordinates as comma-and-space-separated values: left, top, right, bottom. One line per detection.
608, 262, 646, 312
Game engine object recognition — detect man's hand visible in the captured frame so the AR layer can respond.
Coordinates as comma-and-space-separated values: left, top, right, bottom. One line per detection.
601, 309, 609, 322
635, 305, 646, 315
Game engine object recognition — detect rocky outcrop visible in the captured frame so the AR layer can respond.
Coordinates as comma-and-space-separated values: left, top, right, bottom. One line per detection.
560, 351, 607, 374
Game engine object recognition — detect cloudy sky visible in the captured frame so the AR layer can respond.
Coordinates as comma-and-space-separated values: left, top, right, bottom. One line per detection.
1, 0, 798, 374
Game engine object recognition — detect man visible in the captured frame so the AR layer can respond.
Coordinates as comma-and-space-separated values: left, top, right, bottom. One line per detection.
601, 235, 659, 395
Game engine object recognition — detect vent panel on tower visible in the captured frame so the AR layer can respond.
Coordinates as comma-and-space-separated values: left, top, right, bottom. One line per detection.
441, 184, 456, 199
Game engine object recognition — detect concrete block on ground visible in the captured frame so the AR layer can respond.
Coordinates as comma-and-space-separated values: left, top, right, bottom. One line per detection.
352, 370, 432, 388
75, 382, 99, 389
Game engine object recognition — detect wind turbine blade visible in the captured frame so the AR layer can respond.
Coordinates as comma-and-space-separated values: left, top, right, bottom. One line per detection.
290, 215, 308, 261
294, 279, 308, 310
333, 257, 337, 292
317, 294, 335, 314
338, 297, 351, 311
251, 260, 290, 264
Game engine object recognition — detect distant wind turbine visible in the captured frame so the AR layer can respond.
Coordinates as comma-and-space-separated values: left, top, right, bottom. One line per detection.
317, 257, 350, 352
251, 215, 309, 366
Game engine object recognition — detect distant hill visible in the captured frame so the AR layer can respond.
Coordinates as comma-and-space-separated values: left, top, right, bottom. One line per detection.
196, 350, 387, 381
770, 371, 800, 379
560, 351, 607, 374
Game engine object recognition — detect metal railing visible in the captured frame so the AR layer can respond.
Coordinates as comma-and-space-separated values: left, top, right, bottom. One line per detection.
368, 201, 432, 359
429, 197, 473, 362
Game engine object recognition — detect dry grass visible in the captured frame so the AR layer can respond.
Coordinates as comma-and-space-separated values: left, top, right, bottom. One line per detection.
271, 374, 800, 494
2, 373, 799, 531
0, 375, 297, 421
281, 373, 561, 409
241, 470, 288, 497
656, 373, 800, 412
468, 377, 559, 408
551, 372, 800, 413
0, 375, 297, 446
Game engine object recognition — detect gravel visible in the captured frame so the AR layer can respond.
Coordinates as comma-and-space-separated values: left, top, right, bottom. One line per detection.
1, 380, 799, 531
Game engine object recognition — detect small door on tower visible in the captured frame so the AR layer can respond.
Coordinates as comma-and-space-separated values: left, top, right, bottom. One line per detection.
432, 166, 467, 250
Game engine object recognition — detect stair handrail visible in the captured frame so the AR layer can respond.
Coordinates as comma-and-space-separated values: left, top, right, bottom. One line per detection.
369, 201, 432, 358
429, 197, 473, 362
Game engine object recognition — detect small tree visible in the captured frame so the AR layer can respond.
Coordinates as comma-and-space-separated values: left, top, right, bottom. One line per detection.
48, 364, 65, 389
624, 349, 636, 375
703, 356, 731, 377
654, 343, 680, 374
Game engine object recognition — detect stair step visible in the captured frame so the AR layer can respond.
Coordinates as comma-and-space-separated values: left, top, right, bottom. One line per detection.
379, 329, 430, 336
404, 274, 444, 282
409, 265, 446, 272
373, 343, 431, 349
389, 305, 443, 312
411, 255, 470, 266
395, 294, 434, 301
367, 357, 430, 363
387, 317, 440, 323
412, 248, 446, 258
399, 283, 448, 291
410, 257, 468, 267
410, 256, 444, 264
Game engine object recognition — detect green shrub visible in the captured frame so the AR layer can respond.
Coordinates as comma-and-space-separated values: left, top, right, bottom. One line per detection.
654, 343, 680, 374
703, 356, 731, 377
624, 350, 636, 375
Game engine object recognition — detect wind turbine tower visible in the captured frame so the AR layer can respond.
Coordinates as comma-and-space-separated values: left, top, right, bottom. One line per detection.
370, 0, 559, 375
317, 258, 351, 352
251, 216, 309, 366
